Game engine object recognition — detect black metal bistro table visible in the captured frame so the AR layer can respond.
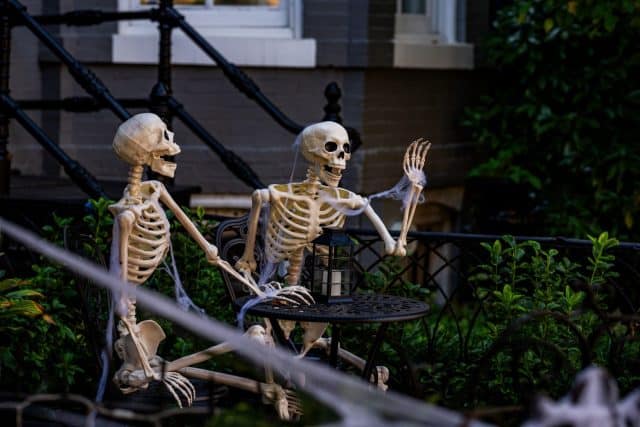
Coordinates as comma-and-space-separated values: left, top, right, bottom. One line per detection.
234, 293, 429, 383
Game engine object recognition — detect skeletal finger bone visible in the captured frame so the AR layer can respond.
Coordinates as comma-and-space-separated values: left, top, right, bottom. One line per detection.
162, 372, 196, 407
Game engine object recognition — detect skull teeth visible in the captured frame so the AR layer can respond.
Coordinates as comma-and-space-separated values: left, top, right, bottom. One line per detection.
323, 165, 342, 176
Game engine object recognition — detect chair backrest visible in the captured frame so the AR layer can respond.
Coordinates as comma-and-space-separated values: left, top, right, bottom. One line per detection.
215, 215, 263, 303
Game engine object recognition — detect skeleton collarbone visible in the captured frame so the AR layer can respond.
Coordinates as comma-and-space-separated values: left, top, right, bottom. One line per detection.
265, 182, 362, 262
110, 180, 171, 285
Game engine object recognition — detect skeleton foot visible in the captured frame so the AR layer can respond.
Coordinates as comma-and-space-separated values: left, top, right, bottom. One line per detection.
261, 383, 303, 421
122, 367, 197, 408
374, 366, 390, 391
161, 371, 196, 408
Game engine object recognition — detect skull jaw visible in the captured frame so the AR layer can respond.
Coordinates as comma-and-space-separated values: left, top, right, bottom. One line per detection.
150, 157, 177, 177
317, 164, 343, 187
149, 144, 181, 178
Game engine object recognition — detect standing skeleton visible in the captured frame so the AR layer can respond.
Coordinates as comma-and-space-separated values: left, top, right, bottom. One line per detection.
109, 113, 310, 414
235, 121, 430, 385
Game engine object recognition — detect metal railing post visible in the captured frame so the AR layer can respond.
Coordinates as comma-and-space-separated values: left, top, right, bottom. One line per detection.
322, 82, 343, 123
0, 94, 106, 198
8, 0, 131, 121
152, 0, 173, 125
0, 0, 12, 194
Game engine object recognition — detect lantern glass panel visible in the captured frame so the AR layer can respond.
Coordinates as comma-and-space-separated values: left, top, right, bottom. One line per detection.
307, 229, 354, 304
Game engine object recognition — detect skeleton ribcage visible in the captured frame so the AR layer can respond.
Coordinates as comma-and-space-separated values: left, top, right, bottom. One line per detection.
126, 201, 170, 285
264, 192, 345, 265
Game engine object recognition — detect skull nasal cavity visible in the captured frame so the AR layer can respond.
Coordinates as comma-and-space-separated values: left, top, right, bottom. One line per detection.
338, 151, 345, 159
325, 141, 338, 152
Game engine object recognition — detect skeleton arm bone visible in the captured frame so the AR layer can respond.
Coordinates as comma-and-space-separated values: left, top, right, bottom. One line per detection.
235, 188, 270, 275
157, 183, 268, 298
363, 204, 398, 256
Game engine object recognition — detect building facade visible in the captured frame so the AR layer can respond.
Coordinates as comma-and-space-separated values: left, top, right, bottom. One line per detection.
8, 0, 492, 230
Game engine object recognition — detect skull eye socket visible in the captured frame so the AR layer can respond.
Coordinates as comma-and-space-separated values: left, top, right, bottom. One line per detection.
163, 129, 170, 141
344, 143, 351, 154
324, 141, 338, 152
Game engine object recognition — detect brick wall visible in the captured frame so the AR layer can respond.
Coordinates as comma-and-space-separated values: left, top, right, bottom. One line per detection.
360, 68, 488, 193
7, 0, 490, 207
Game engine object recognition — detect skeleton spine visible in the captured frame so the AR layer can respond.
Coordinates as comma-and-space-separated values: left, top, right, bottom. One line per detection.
128, 164, 144, 199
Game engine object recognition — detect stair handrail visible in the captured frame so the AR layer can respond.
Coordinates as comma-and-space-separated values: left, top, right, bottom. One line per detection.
7, 0, 265, 190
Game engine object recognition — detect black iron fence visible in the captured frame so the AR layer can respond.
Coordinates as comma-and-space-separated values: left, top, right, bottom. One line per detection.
341, 229, 640, 422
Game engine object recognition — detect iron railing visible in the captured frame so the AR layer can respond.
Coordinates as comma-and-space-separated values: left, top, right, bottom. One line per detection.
0, 0, 360, 196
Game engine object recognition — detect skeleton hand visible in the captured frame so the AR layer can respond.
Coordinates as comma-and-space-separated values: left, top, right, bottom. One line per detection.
403, 138, 430, 189
395, 138, 431, 256
235, 255, 257, 277
263, 281, 315, 306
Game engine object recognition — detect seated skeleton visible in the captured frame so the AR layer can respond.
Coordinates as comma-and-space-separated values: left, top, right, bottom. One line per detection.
231, 121, 430, 390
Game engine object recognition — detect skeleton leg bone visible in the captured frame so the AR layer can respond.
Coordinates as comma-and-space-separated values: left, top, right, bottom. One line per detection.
167, 324, 268, 371
179, 367, 302, 420
311, 338, 390, 391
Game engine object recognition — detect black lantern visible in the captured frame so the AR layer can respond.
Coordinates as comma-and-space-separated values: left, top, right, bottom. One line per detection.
306, 227, 354, 304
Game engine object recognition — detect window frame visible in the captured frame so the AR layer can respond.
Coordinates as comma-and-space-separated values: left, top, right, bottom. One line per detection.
117, 0, 302, 38
393, 0, 473, 69
112, 0, 314, 67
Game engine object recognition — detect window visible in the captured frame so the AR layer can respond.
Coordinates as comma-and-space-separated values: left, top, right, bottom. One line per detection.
393, 0, 473, 69
113, 0, 315, 67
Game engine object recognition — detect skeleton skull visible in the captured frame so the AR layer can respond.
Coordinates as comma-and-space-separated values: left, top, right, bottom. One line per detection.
113, 113, 181, 177
300, 121, 351, 187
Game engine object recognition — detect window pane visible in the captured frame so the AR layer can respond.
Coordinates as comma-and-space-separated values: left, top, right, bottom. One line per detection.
214, 0, 280, 5
401, 0, 425, 14
141, 0, 206, 4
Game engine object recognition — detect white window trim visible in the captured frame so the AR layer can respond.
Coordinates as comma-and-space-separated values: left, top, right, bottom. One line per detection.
393, 0, 473, 69
113, 0, 316, 68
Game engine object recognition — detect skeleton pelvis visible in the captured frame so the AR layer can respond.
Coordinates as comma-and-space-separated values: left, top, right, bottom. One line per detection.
118, 320, 166, 364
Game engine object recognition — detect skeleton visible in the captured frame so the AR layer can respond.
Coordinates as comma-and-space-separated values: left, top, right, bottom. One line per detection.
235, 121, 430, 387
109, 113, 310, 414
523, 366, 640, 427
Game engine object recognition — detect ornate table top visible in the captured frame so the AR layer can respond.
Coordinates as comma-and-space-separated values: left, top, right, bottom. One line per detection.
233, 293, 429, 324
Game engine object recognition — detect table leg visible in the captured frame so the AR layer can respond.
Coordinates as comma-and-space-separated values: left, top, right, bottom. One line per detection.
362, 323, 389, 382
329, 323, 341, 368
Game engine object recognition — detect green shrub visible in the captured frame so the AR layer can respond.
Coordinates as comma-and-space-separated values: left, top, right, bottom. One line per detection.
353, 232, 637, 424
0, 198, 230, 394
463, 0, 640, 239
